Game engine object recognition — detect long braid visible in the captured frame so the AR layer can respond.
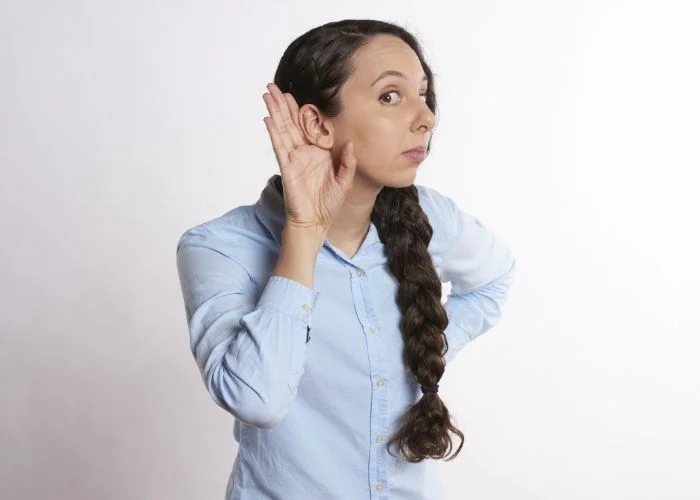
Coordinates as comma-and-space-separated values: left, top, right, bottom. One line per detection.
373, 185, 464, 462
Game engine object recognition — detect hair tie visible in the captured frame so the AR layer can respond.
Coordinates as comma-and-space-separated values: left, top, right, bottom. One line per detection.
420, 384, 439, 394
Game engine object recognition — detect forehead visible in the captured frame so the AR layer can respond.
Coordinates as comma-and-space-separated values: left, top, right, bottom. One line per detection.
347, 34, 424, 85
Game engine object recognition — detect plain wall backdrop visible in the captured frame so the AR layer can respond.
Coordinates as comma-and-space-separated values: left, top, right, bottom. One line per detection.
1, 1, 698, 499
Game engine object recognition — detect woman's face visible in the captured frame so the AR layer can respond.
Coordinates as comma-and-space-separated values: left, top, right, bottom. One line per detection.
327, 34, 437, 188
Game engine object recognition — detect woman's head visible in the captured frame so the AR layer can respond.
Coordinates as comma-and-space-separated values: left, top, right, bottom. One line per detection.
274, 21, 437, 190
273, 19, 463, 463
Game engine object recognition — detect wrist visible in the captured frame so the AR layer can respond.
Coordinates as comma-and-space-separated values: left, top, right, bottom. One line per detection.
282, 223, 327, 250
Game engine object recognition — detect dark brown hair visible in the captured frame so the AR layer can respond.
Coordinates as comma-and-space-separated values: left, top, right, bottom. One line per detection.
273, 19, 463, 463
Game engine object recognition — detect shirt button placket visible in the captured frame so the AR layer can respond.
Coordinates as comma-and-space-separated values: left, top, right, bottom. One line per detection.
352, 264, 387, 497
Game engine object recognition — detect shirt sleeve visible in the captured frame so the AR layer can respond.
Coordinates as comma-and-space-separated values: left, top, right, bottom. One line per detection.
421, 187, 518, 364
175, 224, 320, 428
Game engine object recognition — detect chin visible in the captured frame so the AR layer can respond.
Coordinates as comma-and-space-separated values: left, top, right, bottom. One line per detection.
356, 164, 417, 190
382, 174, 417, 189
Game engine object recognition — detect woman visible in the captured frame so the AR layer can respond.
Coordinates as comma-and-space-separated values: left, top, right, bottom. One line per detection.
176, 18, 517, 500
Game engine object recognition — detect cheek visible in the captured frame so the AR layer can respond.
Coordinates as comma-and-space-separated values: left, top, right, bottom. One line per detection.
352, 118, 399, 159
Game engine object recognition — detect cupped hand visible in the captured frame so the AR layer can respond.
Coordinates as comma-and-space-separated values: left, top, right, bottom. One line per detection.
262, 82, 357, 231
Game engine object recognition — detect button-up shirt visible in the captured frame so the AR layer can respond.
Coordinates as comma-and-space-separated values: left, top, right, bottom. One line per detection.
175, 174, 517, 499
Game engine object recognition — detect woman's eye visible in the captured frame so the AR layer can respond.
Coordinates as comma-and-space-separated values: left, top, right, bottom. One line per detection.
380, 90, 429, 104
380, 90, 400, 104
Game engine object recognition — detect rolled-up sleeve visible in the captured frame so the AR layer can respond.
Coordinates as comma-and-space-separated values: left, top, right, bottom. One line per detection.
176, 224, 320, 428
421, 187, 517, 364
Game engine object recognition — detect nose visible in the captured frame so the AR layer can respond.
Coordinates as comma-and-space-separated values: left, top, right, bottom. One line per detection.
413, 100, 437, 134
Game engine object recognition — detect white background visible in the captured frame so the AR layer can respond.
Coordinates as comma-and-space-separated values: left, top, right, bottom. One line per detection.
1, 1, 698, 499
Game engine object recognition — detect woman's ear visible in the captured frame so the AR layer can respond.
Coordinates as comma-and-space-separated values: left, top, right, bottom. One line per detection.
298, 104, 334, 149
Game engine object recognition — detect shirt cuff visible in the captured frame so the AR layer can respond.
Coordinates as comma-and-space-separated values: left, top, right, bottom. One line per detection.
256, 275, 321, 322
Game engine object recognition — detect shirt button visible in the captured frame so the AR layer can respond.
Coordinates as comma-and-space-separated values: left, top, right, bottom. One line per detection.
355, 268, 365, 277
376, 483, 384, 492
376, 435, 384, 443
301, 303, 310, 312
376, 378, 385, 388
368, 325, 377, 335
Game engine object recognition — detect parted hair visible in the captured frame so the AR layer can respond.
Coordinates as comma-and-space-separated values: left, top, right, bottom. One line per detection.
273, 19, 464, 462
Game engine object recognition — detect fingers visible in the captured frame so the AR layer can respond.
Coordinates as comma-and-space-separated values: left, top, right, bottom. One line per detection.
264, 83, 305, 149
336, 141, 357, 191
263, 116, 288, 170
262, 92, 293, 156
284, 92, 302, 131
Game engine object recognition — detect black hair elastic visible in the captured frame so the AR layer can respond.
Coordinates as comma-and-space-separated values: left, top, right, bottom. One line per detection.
420, 384, 439, 394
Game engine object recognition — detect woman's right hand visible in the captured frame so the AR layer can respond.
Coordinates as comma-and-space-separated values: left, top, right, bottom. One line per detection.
262, 82, 357, 232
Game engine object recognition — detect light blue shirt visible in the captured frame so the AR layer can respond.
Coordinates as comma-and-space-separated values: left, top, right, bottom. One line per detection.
176, 174, 517, 500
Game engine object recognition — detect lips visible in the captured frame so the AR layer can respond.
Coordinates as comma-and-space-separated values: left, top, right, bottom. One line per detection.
403, 147, 426, 163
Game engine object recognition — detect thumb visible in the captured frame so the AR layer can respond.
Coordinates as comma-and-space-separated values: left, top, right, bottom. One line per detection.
336, 141, 357, 191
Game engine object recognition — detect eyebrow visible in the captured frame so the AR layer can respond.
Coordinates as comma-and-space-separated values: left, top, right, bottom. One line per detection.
371, 70, 429, 87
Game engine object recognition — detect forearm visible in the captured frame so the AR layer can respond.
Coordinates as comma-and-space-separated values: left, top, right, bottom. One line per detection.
176, 224, 322, 429
443, 260, 517, 363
